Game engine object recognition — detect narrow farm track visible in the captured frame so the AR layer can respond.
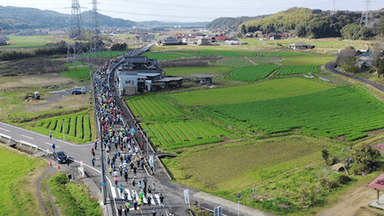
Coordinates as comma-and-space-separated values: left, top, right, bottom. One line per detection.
325, 61, 384, 93
244, 56, 258, 65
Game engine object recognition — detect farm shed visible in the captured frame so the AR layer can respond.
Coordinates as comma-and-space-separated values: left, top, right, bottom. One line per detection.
158, 37, 182, 46
288, 42, 315, 50
192, 74, 214, 85
357, 51, 376, 69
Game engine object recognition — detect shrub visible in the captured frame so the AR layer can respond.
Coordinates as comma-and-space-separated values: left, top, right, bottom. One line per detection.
338, 175, 351, 184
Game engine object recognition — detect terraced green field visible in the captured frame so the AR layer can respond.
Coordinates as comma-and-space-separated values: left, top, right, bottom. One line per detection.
170, 77, 333, 106
274, 65, 320, 76
31, 112, 93, 143
202, 86, 384, 141
142, 120, 234, 149
126, 95, 184, 120
230, 65, 280, 81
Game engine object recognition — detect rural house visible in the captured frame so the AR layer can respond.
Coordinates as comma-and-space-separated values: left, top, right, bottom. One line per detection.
288, 42, 315, 50
116, 56, 183, 95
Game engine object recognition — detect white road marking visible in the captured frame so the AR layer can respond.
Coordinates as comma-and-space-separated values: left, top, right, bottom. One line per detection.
125, 189, 132, 200
151, 194, 157, 205
21, 134, 33, 139
111, 187, 117, 198
143, 194, 147, 204
0, 127, 10, 132
45, 142, 60, 148
155, 194, 161, 206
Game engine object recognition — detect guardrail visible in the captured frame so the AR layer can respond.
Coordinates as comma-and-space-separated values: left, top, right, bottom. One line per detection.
0, 132, 48, 153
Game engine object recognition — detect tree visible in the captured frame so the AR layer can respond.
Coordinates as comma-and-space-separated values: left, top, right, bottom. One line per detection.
321, 149, 329, 164
241, 25, 247, 35
337, 47, 359, 73
352, 143, 380, 167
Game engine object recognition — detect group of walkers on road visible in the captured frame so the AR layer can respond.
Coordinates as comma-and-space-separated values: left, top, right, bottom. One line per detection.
93, 56, 165, 215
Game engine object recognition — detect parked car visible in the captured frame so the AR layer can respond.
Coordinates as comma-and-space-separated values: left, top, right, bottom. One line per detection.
53, 151, 68, 164
71, 89, 86, 95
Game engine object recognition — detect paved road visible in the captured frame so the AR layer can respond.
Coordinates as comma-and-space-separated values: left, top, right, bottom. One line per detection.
325, 61, 384, 93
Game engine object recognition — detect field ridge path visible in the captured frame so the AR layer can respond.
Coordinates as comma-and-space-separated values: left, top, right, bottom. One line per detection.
244, 56, 258, 65
36, 165, 59, 216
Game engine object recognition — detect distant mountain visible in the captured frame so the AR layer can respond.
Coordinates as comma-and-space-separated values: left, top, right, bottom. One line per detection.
138, 21, 209, 28
205, 15, 269, 30
0, 6, 208, 29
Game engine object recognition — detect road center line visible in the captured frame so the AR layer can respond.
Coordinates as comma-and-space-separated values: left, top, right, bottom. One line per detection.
21, 134, 33, 139
45, 142, 60, 148
0, 127, 10, 132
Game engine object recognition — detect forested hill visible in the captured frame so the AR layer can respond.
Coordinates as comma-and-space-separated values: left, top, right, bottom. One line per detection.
240, 8, 384, 39
0, 6, 208, 29
205, 15, 269, 30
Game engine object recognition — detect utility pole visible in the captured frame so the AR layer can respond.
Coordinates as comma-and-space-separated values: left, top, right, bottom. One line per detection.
91, 0, 102, 59
67, 0, 86, 65
330, 0, 336, 16
360, 0, 372, 27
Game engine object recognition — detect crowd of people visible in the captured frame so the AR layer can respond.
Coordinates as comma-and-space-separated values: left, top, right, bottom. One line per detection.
93, 56, 164, 215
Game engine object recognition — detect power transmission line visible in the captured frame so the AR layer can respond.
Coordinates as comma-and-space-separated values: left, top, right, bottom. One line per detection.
360, 0, 372, 27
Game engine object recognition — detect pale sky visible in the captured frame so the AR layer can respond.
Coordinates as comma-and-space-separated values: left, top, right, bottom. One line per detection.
1, 0, 384, 22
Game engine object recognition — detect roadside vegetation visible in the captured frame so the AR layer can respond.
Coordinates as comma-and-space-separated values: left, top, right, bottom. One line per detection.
49, 172, 102, 216
0, 145, 46, 216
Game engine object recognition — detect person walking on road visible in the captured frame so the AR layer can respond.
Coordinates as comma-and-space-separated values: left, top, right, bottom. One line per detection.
160, 193, 164, 206
124, 172, 128, 183
152, 182, 156, 193
109, 166, 112, 175
91, 147, 95, 156
131, 178, 135, 187
52, 143, 55, 153
49, 131, 52, 139
133, 200, 138, 214
117, 206, 122, 216
119, 184, 124, 194
125, 202, 130, 215
147, 195, 151, 206
92, 156, 95, 166
94, 141, 97, 150
138, 181, 142, 190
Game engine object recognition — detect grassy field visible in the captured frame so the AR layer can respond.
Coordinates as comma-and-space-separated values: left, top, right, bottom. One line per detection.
61, 66, 91, 80
282, 54, 336, 65
49, 172, 102, 216
0, 145, 46, 215
164, 66, 232, 76
217, 57, 256, 68
230, 65, 280, 81
6, 35, 63, 48
169, 77, 333, 106
163, 136, 338, 215
241, 37, 377, 52
204, 86, 384, 140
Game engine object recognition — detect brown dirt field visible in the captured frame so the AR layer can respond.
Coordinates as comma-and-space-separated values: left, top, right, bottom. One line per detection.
317, 181, 384, 216
0, 74, 73, 90
25, 94, 90, 112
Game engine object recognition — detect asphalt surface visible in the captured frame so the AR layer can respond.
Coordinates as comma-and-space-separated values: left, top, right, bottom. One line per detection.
325, 61, 384, 92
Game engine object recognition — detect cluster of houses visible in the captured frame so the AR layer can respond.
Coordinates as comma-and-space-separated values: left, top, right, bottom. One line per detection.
156, 31, 246, 46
